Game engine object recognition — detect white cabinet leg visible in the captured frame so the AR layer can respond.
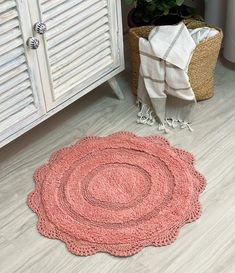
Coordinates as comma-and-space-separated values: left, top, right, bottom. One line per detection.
108, 77, 124, 100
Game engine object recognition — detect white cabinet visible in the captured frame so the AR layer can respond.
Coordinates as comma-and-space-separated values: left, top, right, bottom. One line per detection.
0, 0, 46, 145
0, 0, 124, 147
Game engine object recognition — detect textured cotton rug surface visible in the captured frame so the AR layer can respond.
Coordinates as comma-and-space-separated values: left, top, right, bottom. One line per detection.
27, 132, 206, 257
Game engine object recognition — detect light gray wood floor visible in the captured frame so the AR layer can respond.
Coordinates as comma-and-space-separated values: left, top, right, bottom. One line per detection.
0, 41, 235, 273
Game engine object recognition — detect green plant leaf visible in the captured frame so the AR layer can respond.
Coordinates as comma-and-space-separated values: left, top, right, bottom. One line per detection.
176, 0, 184, 6
127, 0, 196, 25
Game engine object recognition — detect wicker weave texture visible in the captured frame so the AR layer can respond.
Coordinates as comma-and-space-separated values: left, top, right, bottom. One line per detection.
128, 20, 223, 101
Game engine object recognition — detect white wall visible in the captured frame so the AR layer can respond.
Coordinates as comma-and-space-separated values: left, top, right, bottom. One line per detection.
205, 0, 235, 62
184, 0, 204, 14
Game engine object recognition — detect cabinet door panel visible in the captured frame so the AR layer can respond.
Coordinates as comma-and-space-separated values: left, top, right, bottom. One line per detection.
34, 0, 124, 110
0, 0, 45, 145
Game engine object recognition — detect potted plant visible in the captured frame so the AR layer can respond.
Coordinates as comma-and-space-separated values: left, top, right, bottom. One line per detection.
124, 0, 197, 27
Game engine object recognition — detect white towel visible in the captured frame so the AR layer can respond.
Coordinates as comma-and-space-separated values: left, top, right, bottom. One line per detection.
137, 22, 197, 132
188, 27, 219, 44
149, 22, 196, 70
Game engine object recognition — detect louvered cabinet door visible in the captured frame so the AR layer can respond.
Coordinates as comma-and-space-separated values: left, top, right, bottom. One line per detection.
33, 0, 124, 110
0, 0, 45, 146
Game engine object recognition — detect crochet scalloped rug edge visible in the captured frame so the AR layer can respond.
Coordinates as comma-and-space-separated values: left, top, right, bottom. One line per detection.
27, 131, 207, 257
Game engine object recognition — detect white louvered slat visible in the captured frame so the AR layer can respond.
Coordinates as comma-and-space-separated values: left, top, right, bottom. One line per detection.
0, 72, 28, 93
0, 28, 21, 46
40, 0, 49, 4
0, 55, 25, 76
0, 0, 16, 13
0, 47, 24, 66
56, 55, 113, 97
45, 0, 100, 31
0, 105, 35, 132
41, 0, 67, 13
42, 0, 84, 21
38, 0, 123, 107
0, 0, 45, 144
46, 3, 107, 41
51, 34, 110, 75
47, 9, 108, 49
0, 95, 33, 122
0, 80, 30, 103
0, 19, 19, 35
0, 36, 23, 55
0, 9, 18, 25
54, 48, 112, 89
48, 17, 109, 57
50, 30, 110, 68
0, 89, 32, 115
0, 63, 27, 83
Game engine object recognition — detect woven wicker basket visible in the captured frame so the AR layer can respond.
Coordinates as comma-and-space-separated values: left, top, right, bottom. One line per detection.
128, 19, 223, 101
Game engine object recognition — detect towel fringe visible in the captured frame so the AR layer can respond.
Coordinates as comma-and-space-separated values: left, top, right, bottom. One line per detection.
158, 123, 170, 134
137, 100, 194, 133
136, 101, 155, 126
166, 118, 178, 129
179, 121, 194, 132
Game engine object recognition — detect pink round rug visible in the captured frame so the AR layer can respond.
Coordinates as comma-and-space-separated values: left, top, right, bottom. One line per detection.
28, 132, 206, 257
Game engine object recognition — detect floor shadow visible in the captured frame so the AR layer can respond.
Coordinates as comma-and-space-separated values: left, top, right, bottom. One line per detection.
220, 55, 235, 70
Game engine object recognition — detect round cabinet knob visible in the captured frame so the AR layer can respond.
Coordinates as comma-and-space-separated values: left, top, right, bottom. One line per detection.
34, 22, 47, 35
26, 37, 40, 50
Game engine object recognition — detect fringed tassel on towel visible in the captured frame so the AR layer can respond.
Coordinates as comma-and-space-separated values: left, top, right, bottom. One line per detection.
166, 118, 194, 132
137, 100, 194, 133
136, 101, 155, 126
166, 118, 178, 129
158, 123, 170, 134
179, 121, 194, 132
